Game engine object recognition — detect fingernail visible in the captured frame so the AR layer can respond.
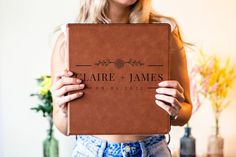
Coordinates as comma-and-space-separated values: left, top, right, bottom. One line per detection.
79, 84, 85, 88
77, 79, 81, 83
155, 99, 160, 105
158, 82, 164, 86
67, 71, 73, 75
79, 92, 83, 95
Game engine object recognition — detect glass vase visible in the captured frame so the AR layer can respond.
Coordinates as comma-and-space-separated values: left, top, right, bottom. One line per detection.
207, 126, 224, 157
180, 126, 196, 157
43, 130, 59, 157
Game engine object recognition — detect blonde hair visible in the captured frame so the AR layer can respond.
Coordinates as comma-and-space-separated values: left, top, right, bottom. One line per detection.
76, 0, 187, 44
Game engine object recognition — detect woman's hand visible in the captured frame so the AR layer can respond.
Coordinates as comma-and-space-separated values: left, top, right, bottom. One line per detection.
51, 70, 85, 116
155, 80, 185, 119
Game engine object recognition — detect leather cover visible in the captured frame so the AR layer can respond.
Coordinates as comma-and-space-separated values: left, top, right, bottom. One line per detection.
66, 23, 171, 135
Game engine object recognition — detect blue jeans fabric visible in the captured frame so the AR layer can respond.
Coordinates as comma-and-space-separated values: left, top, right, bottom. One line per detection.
72, 135, 171, 157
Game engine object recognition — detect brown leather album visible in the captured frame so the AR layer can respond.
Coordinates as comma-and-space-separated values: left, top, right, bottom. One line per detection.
66, 23, 171, 135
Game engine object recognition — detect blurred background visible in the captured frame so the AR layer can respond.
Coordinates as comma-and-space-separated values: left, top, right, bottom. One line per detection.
0, 0, 236, 157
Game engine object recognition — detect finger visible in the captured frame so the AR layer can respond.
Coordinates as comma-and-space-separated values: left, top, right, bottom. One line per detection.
155, 100, 177, 116
54, 70, 73, 81
56, 92, 84, 107
55, 70, 73, 78
155, 94, 181, 111
156, 88, 185, 103
158, 81, 184, 93
53, 77, 82, 90
54, 84, 85, 97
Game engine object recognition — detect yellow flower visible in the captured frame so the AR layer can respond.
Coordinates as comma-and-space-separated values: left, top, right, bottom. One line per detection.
39, 76, 52, 96
193, 50, 236, 112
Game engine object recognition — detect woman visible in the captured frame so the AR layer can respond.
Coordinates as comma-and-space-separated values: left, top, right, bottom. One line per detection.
50, 0, 192, 156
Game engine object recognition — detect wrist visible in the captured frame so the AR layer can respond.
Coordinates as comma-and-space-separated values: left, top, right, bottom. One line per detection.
59, 104, 68, 117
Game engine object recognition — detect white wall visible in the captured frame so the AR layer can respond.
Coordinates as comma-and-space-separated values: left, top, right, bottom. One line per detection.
0, 0, 80, 157
0, 0, 236, 157
152, 0, 236, 156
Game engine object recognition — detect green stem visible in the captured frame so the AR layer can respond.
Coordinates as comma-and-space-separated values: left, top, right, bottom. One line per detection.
48, 115, 53, 139
214, 111, 220, 136
186, 122, 190, 128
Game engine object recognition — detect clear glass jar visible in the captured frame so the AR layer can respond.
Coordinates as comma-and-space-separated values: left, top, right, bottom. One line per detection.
43, 130, 59, 157
207, 126, 224, 157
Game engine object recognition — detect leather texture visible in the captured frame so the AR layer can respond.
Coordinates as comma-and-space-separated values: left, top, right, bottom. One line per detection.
66, 23, 171, 135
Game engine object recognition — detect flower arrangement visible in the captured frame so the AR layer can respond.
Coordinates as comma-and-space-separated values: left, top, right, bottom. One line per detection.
30, 75, 59, 157
190, 50, 236, 130
30, 75, 53, 136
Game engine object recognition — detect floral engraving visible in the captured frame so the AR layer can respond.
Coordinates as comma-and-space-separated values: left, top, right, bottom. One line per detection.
95, 58, 144, 69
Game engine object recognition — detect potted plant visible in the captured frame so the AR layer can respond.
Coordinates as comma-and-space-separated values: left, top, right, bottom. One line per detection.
30, 75, 59, 157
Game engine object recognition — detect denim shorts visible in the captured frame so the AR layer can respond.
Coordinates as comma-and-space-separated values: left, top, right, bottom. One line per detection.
72, 135, 171, 157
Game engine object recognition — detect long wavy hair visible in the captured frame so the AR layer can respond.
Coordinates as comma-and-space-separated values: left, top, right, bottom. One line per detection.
76, 0, 186, 43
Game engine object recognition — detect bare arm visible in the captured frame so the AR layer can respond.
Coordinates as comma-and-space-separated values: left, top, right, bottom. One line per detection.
169, 27, 192, 126
155, 26, 192, 126
50, 32, 84, 135
50, 32, 68, 135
